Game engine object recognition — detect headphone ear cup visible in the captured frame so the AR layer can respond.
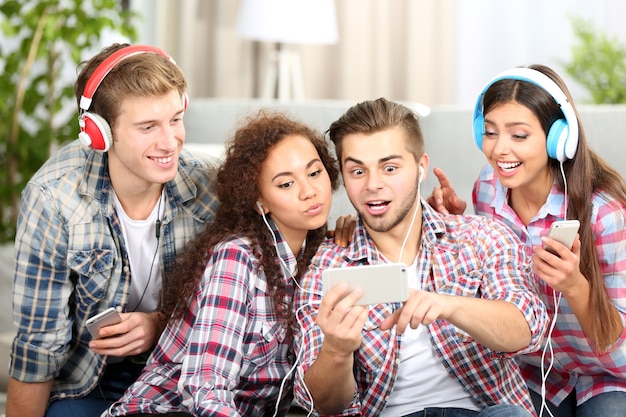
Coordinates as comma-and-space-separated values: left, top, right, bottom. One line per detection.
546, 118, 568, 161
79, 112, 113, 151
473, 114, 485, 150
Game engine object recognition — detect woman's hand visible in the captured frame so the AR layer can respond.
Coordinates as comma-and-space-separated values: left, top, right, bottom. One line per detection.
425, 167, 467, 215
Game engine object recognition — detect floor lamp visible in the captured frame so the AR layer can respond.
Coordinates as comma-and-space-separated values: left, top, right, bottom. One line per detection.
237, 0, 338, 101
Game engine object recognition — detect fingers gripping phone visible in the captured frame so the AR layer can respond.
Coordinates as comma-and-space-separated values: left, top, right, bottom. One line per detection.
86, 307, 122, 338
545, 220, 580, 256
322, 263, 409, 306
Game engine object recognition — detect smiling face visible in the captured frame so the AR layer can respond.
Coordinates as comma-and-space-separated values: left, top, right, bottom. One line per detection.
340, 126, 426, 235
257, 134, 333, 251
481, 101, 552, 192
107, 89, 185, 196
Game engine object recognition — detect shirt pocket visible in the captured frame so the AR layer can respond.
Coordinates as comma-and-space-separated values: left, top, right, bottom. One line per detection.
248, 321, 288, 368
356, 304, 396, 373
67, 247, 115, 306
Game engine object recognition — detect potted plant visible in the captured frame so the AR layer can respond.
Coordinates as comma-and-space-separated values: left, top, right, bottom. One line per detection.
0, 0, 137, 243
563, 15, 626, 104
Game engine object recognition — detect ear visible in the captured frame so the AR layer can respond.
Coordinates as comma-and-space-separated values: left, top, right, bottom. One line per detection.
256, 201, 265, 215
418, 153, 429, 183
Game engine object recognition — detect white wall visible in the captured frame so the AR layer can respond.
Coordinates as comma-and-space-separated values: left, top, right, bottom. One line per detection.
456, 0, 626, 105
129, 0, 626, 106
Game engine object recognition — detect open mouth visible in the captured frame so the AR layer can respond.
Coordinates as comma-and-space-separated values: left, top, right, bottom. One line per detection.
366, 200, 390, 213
497, 161, 522, 172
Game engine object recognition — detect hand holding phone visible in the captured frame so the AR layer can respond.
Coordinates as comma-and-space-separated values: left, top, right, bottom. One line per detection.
545, 220, 580, 256
86, 307, 122, 338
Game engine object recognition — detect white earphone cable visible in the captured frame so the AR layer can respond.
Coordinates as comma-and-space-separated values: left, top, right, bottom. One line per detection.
398, 177, 421, 263
259, 210, 323, 416
538, 161, 568, 417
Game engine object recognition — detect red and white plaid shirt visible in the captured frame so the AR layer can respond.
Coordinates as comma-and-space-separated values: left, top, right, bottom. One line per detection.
106, 223, 296, 417
474, 163, 626, 407
293, 201, 547, 416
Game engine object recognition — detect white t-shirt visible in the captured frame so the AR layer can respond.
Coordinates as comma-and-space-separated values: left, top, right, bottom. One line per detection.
381, 256, 480, 416
113, 191, 164, 312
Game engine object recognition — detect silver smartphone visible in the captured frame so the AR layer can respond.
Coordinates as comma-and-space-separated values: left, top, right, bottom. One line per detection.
86, 307, 122, 338
546, 220, 580, 256
322, 263, 409, 305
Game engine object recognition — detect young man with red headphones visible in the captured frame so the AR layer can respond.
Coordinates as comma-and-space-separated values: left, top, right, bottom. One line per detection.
7, 43, 219, 417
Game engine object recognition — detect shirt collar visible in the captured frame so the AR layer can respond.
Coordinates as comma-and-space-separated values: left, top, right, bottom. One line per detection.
490, 179, 566, 222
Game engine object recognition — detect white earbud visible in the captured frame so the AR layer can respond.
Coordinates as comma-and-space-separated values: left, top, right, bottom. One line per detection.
256, 201, 264, 214
419, 166, 425, 183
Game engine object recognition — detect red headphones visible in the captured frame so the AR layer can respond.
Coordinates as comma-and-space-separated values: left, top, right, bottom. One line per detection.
78, 45, 189, 151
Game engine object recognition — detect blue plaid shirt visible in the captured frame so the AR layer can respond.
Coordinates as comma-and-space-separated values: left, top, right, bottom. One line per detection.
10, 140, 220, 401
293, 201, 548, 416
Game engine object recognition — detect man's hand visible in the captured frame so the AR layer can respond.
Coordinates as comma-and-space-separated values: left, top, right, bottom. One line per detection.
425, 167, 467, 215
316, 283, 368, 355
327, 214, 356, 247
88, 311, 166, 356
380, 289, 451, 334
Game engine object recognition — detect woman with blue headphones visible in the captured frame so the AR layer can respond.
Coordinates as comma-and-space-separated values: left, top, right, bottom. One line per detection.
428, 64, 626, 417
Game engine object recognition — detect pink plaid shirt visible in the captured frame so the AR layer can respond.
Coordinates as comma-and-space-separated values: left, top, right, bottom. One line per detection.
473, 163, 626, 407
106, 223, 296, 417
293, 201, 547, 416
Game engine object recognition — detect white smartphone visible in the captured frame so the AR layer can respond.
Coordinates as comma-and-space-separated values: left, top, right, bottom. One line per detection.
322, 263, 409, 306
86, 307, 122, 338
545, 220, 580, 256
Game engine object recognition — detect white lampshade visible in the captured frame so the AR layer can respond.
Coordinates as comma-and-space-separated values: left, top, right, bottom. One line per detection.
237, 0, 339, 45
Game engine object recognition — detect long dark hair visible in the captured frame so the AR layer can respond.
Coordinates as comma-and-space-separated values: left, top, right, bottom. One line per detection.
484, 64, 626, 352
161, 110, 339, 333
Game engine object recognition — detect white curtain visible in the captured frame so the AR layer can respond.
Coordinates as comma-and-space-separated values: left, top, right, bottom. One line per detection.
131, 0, 626, 106
133, 0, 456, 106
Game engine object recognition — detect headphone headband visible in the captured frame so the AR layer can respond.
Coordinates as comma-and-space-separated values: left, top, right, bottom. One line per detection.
78, 45, 186, 152
472, 67, 579, 162
80, 45, 175, 111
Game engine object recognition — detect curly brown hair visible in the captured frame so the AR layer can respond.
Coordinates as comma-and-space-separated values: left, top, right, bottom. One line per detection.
161, 110, 340, 332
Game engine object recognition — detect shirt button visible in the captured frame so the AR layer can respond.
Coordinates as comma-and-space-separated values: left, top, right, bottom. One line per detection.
395, 358, 401, 365
58, 393, 67, 398
123, 266, 129, 273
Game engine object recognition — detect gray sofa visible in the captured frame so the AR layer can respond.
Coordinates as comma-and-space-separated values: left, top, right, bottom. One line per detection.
183, 98, 626, 223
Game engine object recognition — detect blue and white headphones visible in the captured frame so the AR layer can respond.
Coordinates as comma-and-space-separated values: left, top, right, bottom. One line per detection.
472, 68, 579, 162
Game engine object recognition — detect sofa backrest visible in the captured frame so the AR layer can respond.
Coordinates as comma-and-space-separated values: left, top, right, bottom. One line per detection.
183, 98, 626, 222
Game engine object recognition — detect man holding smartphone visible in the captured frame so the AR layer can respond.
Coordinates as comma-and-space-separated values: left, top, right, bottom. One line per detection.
7, 44, 219, 417
293, 98, 548, 417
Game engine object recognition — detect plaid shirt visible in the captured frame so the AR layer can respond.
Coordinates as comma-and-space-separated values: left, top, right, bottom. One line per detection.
10, 140, 219, 401
473, 163, 626, 407
106, 221, 295, 417
293, 201, 547, 416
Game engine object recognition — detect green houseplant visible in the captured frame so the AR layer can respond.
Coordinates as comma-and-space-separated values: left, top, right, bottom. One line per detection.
563, 15, 626, 104
0, 0, 137, 243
